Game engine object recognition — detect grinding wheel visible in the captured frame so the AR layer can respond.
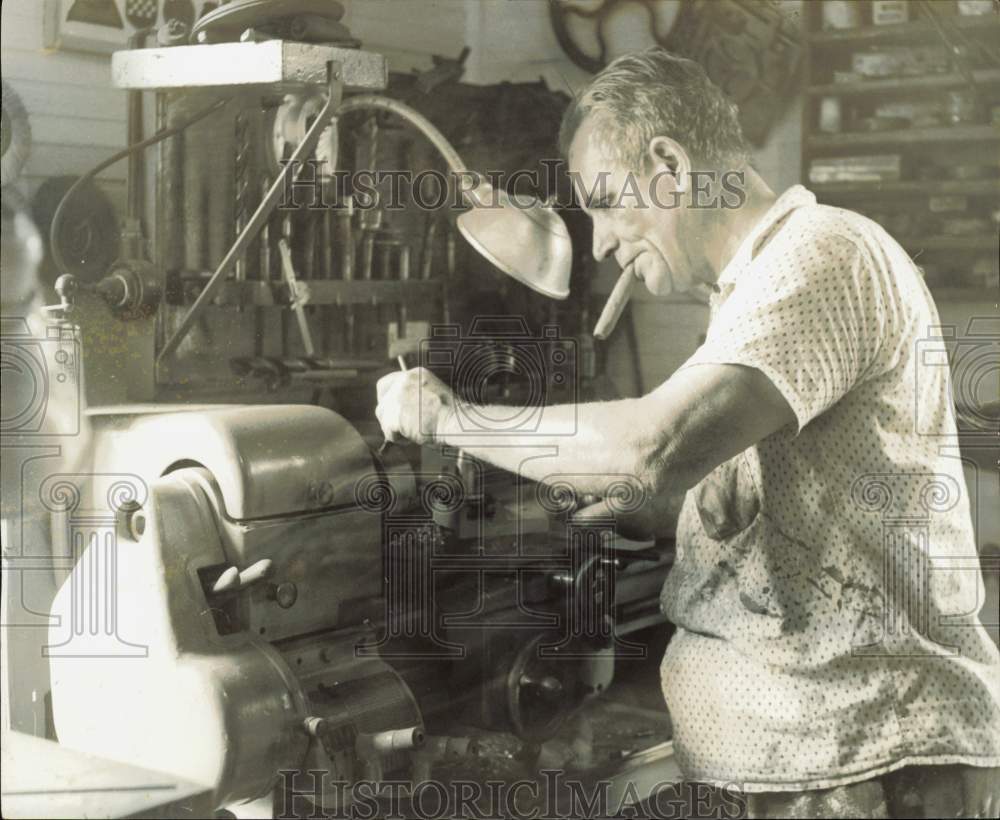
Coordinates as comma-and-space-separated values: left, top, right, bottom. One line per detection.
31, 176, 119, 288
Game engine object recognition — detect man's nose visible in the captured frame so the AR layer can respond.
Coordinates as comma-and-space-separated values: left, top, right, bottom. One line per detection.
592, 221, 618, 262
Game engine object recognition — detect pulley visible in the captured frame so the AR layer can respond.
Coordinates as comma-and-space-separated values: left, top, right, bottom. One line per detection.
191, 0, 350, 44
266, 90, 338, 180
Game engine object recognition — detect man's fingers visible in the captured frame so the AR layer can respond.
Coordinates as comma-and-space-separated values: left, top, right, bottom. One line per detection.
374, 365, 448, 447
374, 402, 398, 442
376, 371, 402, 401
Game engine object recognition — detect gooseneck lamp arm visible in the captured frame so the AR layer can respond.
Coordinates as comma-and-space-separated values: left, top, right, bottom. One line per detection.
337, 96, 574, 301
158, 91, 574, 364
336, 95, 469, 176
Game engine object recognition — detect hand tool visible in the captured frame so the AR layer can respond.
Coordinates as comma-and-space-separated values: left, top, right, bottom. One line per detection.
337, 197, 356, 353
278, 237, 316, 357
396, 243, 411, 341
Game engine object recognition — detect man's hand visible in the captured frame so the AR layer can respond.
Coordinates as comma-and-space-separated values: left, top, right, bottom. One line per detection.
375, 367, 456, 446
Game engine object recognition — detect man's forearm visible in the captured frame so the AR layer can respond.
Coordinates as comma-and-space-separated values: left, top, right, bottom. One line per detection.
433, 362, 797, 506
436, 396, 656, 496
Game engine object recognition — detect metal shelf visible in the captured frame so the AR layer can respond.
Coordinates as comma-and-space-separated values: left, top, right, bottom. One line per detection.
931, 287, 999, 302
210, 279, 446, 308
808, 15, 1000, 47
807, 124, 1000, 149
808, 69, 1000, 97
803, 2, 998, 312
899, 235, 999, 252
112, 41, 387, 91
813, 180, 1000, 197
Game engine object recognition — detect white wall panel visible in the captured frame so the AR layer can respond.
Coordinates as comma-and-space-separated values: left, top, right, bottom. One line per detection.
2, 0, 128, 192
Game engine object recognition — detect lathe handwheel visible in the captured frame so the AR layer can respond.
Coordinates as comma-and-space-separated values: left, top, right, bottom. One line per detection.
506, 634, 579, 742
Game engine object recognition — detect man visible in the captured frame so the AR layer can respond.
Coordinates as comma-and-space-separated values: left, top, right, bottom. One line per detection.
375, 49, 1000, 818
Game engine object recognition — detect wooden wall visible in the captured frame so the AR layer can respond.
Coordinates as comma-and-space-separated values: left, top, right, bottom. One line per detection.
1, 0, 128, 212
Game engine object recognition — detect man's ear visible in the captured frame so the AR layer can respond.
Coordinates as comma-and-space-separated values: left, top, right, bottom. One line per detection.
647, 136, 691, 193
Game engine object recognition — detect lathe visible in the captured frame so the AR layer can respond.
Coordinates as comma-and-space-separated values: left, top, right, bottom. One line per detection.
46, 401, 669, 813
21, 2, 673, 815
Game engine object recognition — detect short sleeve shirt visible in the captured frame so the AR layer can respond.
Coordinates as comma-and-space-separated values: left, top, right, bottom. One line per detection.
659, 185, 1000, 791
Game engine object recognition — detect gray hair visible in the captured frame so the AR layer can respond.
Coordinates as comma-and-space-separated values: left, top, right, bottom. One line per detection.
559, 47, 749, 172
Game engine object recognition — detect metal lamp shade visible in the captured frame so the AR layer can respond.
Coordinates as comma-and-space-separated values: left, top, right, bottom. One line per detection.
456, 183, 572, 300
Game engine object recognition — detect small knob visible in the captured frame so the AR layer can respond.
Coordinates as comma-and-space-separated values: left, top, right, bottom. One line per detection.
42, 274, 81, 318
519, 674, 563, 699
308, 480, 335, 506
303, 716, 328, 737
55, 274, 78, 304
273, 581, 298, 609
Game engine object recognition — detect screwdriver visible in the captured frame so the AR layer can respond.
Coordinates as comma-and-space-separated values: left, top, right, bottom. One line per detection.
376, 355, 408, 457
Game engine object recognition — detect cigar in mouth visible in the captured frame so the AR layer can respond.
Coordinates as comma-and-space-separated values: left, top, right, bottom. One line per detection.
593, 267, 638, 340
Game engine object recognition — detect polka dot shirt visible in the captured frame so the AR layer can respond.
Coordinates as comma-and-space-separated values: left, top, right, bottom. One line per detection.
658, 185, 1000, 792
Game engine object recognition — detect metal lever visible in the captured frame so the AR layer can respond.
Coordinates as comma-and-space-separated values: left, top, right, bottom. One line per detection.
278, 238, 316, 357
211, 559, 274, 594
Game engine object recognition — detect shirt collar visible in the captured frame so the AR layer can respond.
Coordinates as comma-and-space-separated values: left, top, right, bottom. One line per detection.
714, 185, 817, 289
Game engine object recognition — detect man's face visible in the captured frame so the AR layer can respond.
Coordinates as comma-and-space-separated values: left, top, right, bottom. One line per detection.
568, 118, 698, 296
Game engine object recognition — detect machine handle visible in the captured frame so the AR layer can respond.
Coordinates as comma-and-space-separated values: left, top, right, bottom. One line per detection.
210, 559, 274, 594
